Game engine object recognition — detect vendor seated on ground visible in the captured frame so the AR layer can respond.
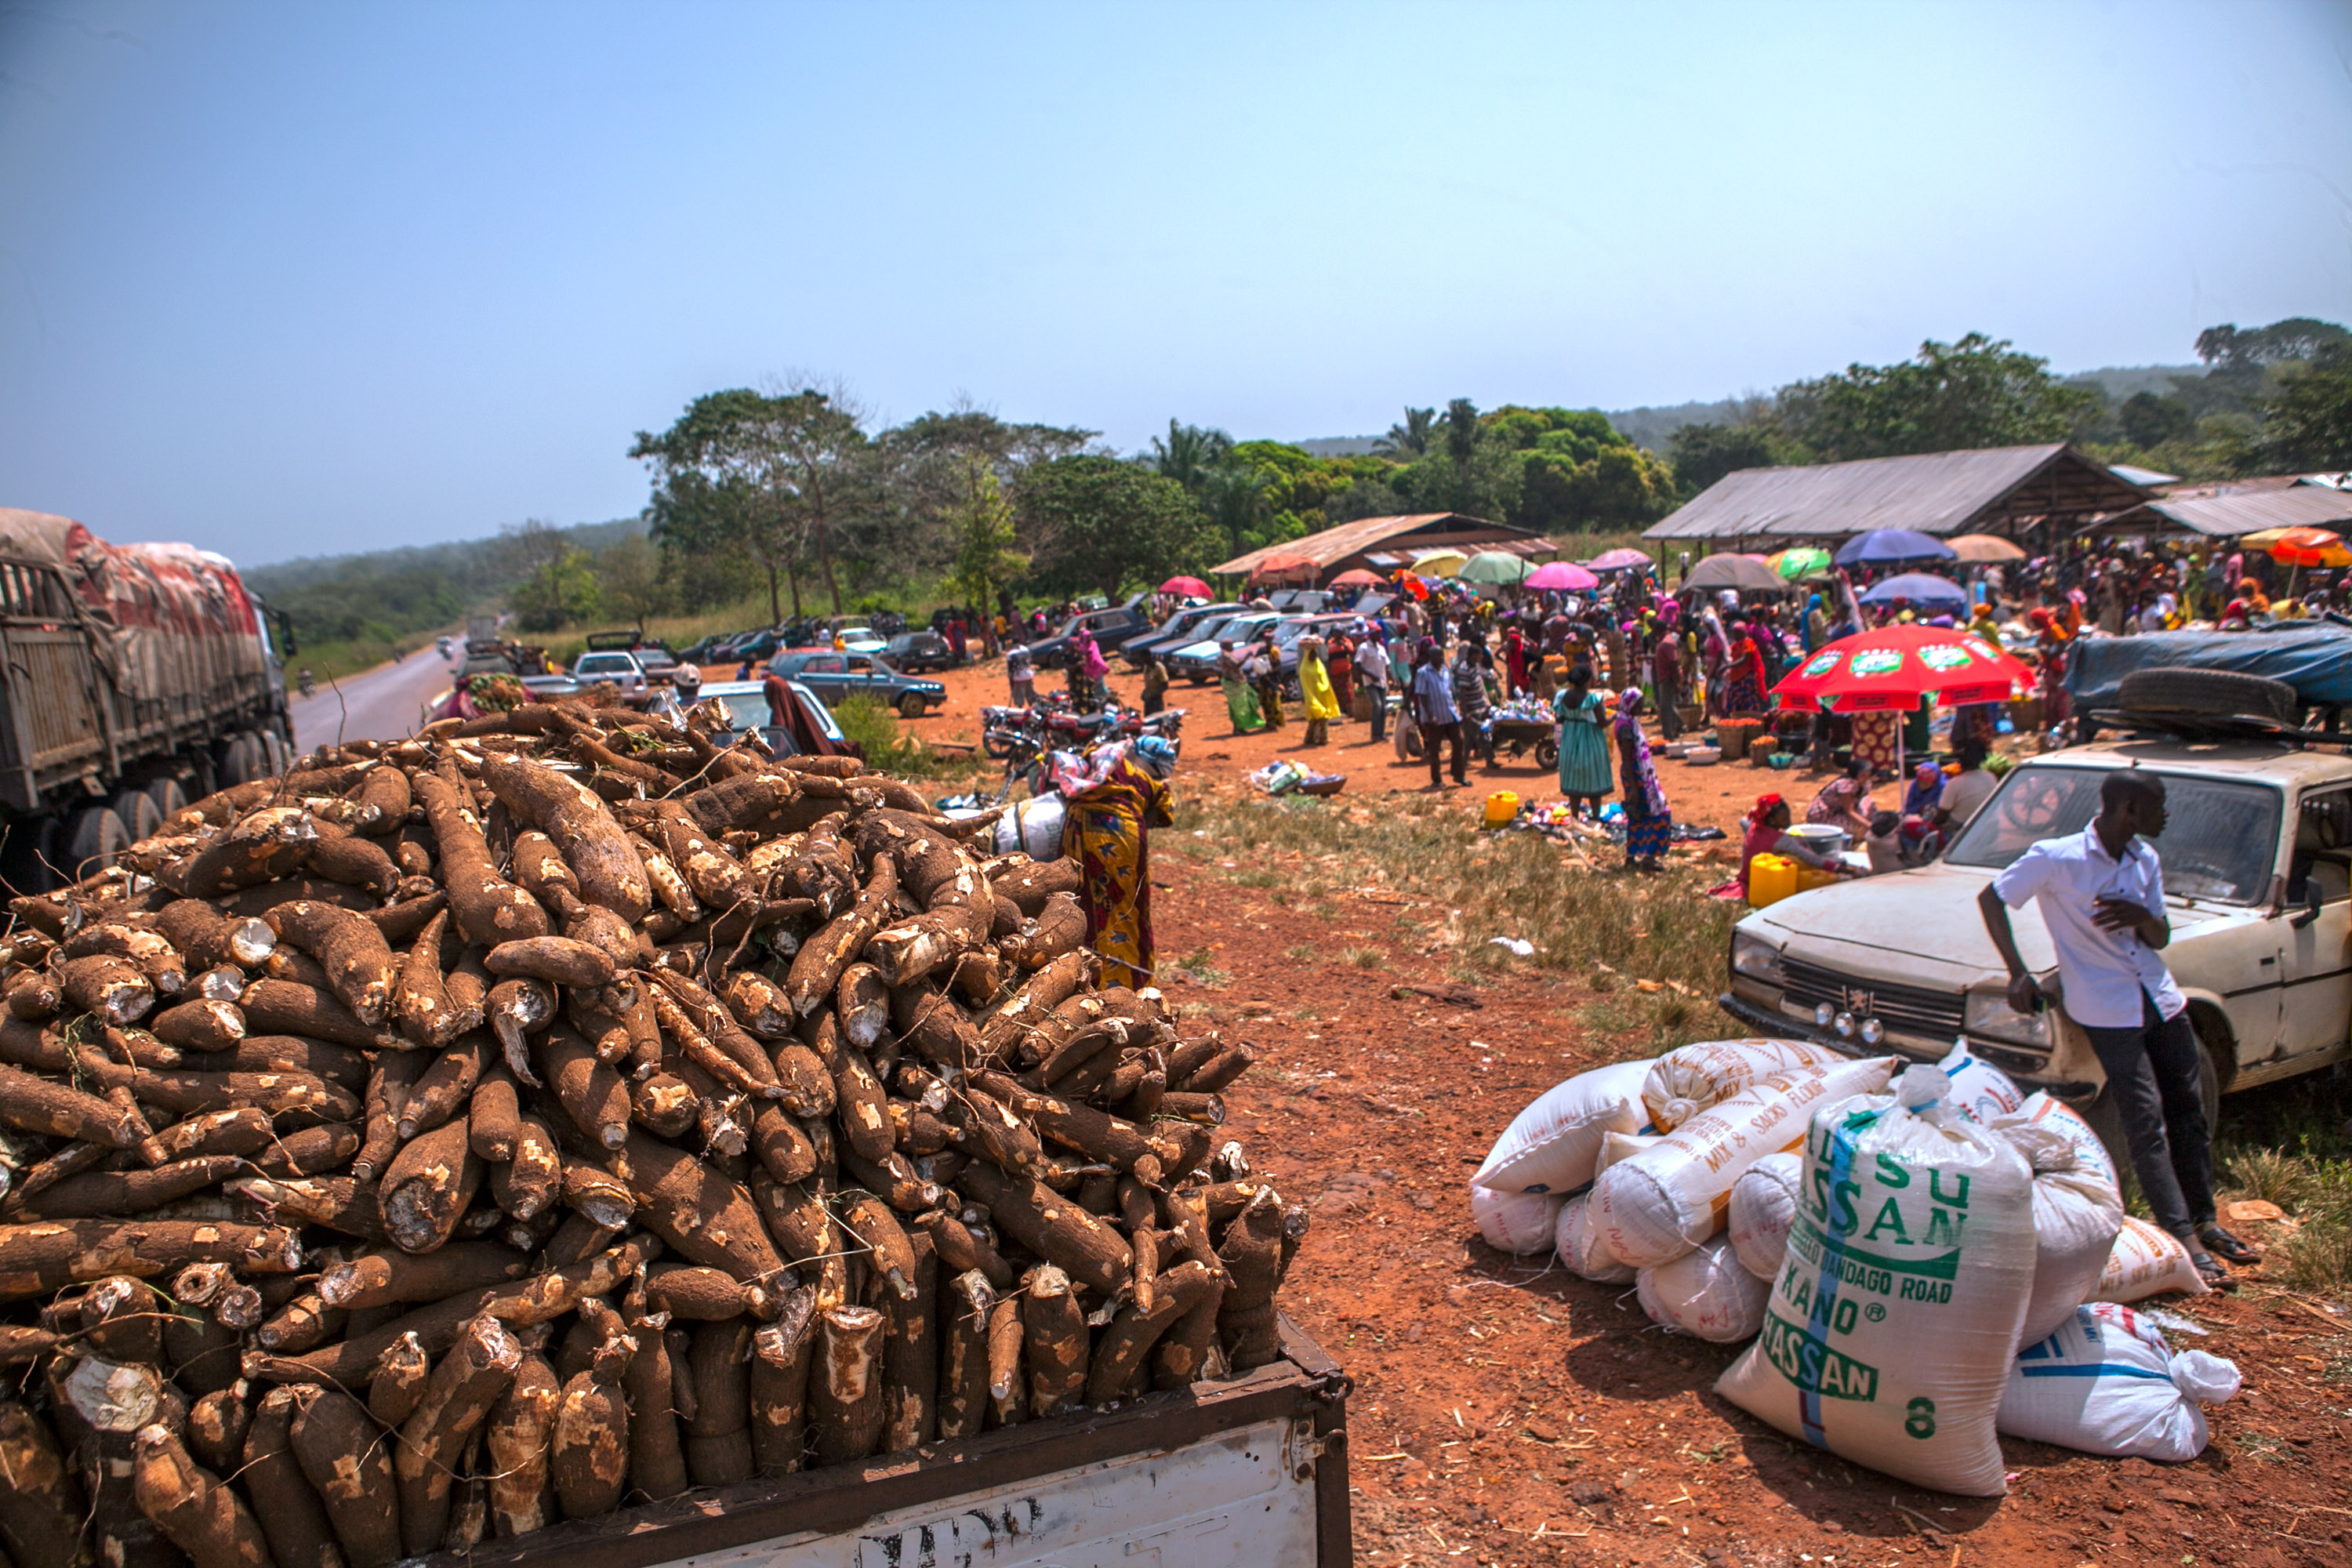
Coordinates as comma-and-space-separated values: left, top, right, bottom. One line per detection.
1806, 757, 1875, 840
1738, 793, 1843, 893
1864, 808, 1947, 873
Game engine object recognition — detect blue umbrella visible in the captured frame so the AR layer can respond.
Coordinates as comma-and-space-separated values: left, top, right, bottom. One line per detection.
1858, 572, 1968, 612
1833, 528, 1958, 568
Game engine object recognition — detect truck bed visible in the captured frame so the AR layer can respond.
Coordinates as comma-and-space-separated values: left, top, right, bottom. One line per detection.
427, 1319, 1351, 1568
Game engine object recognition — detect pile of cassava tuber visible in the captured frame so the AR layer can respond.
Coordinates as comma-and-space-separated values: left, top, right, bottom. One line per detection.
0, 695, 1301, 1568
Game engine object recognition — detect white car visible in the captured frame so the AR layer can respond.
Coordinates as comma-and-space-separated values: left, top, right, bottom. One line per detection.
568, 650, 648, 695
1721, 739, 2352, 1144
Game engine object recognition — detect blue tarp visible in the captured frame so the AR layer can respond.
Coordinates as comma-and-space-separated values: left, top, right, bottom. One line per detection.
2067, 622, 2352, 711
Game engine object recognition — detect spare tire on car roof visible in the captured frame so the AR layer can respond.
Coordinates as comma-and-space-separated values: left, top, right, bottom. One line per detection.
2115, 667, 2299, 726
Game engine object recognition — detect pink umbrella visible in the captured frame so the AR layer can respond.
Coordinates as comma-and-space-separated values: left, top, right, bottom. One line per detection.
1525, 561, 1599, 591
1584, 547, 1653, 572
1159, 575, 1211, 597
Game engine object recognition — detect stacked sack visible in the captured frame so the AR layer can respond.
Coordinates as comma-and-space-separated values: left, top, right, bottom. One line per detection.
1998, 1302, 2239, 1461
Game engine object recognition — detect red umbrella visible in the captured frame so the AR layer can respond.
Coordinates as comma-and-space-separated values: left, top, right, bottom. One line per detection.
1770, 624, 2034, 713
1249, 552, 1319, 583
1330, 568, 1384, 587
1159, 575, 1212, 597
1393, 572, 1431, 600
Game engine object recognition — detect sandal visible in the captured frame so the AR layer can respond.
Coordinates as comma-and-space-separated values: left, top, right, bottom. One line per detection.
2189, 1247, 2233, 1290
2198, 1222, 2263, 1266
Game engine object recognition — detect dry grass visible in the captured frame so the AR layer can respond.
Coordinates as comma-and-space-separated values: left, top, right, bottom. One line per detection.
2213, 1075, 2352, 1295
1172, 790, 1740, 1058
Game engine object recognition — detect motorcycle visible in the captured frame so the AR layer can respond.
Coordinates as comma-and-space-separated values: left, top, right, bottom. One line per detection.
297, 669, 316, 699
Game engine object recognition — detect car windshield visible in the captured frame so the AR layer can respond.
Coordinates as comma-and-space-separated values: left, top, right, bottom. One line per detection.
1944, 766, 2283, 905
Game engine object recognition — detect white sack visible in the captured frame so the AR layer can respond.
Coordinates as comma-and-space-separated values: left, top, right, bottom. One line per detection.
1995, 1093, 2125, 1347
1595, 1057, 1898, 1271
1716, 1065, 2038, 1497
1472, 1058, 1653, 1195
1728, 1152, 1805, 1282
1642, 1038, 1852, 1131
2094, 1216, 2209, 1303
1595, 1131, 1663, 1176
1555, 1192, 1635, 1283
1638, 1234, 1769, 1342
1471, 1185, 1563, 1255
996, 794, 1068, 861
1998, 1302, 2238, 1462
1938, 1040, 2026, 1124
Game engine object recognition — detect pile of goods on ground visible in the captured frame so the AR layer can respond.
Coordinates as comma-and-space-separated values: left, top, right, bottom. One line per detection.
1472, 1037, 2240, 1493
0, 696, 1302, 1568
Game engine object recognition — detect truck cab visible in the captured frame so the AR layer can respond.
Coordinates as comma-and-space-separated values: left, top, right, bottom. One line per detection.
1721, 740, 2352, 1134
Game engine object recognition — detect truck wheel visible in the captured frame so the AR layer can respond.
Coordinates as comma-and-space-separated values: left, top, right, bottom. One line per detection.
2116, 668, 2299, 726
216, 733, 263, 786
898, 692, 927, 720
261, 729, 290, 777
145, 777, 189, 823
110, 790, 163, 843
64, 807, 130, 878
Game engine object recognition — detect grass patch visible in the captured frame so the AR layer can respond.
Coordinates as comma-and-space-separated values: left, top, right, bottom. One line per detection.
1174, 790, 1739, 1058
831, 695, 989, 784
2213, 1072, 2352, 1295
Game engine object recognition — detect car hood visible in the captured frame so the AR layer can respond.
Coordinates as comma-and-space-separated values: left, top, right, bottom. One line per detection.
1742, 860, 2251, 990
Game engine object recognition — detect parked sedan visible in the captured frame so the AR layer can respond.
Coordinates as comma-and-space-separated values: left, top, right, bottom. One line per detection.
769, 650, 946, 717
1122, 602, 1244, 670
1164, 611, 1283, 684
883, 630, 957, 673
693, 680, 852, 757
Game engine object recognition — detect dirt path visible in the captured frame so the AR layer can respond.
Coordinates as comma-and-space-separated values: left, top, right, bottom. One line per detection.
1145, 844, 2349, 1567
908, 653, 1799, 840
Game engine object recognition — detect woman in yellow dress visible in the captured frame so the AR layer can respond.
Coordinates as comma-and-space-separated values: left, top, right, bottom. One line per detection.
1298, 633, 1341, 746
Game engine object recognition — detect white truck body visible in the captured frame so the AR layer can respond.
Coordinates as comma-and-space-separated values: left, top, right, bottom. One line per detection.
427, 1322, 1350, 1568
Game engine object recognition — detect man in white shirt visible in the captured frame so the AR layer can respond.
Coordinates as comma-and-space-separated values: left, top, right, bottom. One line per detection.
1976, 770, 2255, 1285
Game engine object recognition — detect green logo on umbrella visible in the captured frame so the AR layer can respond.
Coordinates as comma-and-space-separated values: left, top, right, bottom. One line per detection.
1916, 644, 1976, 671
1803, 650, 1842, 677
1851, 650, 1904, 676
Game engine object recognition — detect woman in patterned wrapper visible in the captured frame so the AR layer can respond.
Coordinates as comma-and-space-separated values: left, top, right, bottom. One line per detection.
1057, 737, 1178, 989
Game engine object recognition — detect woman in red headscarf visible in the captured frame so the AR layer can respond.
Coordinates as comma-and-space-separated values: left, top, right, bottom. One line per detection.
2029, 607, 2072, 739
1720, 624, 1769, 717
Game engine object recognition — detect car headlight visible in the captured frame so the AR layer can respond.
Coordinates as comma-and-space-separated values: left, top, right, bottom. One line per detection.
1964, 988, 2054, 1050
1730, 931, 1785, 985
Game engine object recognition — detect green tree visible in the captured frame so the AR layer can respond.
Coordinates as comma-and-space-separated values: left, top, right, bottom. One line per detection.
630, 384, 871, 622
1773, 334, 2097, 461
1666, 422, 1781, 494
2118, 392, 2194, 451
592, 534, 670, 626
1148, 420, 1233, 491
509, 544, 601, 632
1015, 456, 1214, 600
1374, 407, 1436, 457
946, 463, 1027, 612
2237, 340, 2352, 472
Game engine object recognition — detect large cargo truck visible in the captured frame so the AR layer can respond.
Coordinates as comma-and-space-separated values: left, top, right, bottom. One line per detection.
0, 507, 291, 889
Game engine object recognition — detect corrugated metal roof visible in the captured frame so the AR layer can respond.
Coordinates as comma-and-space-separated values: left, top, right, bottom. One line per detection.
1642, 444, 2150, 543
1210, 513, 1530, 575
2086, 484, 2352, 539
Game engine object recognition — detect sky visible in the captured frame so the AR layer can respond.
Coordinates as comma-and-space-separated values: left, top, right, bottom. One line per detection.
2, 1, 2349, 568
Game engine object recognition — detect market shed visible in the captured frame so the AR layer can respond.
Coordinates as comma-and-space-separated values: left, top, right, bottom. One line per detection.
1210, 513, 1555, 582
1643, 444, 2151, 550
2080, 477, 2352, 540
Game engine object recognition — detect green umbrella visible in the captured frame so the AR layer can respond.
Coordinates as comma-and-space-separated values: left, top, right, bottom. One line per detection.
1458, 550, 1533, 585
1769, 546, 1832, 580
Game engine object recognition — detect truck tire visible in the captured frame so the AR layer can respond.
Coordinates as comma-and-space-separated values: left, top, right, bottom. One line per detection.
2115, 668, 2299, 726
64, 807, 130, 878
216, 733, 264, 787
110, 789, 163, 843
897, 692, 927, 720
261, 728, 290, 776
145, 777, 189, 824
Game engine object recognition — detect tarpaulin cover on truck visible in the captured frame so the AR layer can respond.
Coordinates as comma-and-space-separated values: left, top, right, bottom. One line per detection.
0, 508, 268, 707
2066, 622, 2352, 711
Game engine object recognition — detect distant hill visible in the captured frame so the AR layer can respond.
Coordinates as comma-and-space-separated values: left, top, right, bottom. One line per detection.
2060, 364, 2206, 400
245, 517, 644, 597
1294, 436, 1383, 458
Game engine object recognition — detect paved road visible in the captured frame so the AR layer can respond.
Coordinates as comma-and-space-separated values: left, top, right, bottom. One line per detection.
291, 652, 459, 751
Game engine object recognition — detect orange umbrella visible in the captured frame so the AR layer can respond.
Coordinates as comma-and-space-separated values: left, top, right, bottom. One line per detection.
2259, 527, 2351, 568
1330, 568, 1383, 587
1248, 552, 1319, 583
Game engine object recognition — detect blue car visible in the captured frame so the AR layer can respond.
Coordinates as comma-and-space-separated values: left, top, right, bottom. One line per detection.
768, 650, 947, 718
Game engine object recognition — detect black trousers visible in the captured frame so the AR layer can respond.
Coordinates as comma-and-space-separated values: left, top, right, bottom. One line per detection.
2080, 989, 2215, 1240
1422, 720, 1465, 786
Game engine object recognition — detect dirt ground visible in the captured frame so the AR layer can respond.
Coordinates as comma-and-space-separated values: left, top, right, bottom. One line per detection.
915, 654, 2352, 1568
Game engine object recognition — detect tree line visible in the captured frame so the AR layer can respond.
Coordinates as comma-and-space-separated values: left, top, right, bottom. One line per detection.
1666, 319, 2352, 494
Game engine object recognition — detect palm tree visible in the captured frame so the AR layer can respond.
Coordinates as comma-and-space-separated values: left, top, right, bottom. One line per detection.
1374, 407, 1436, 457
1148, 420, 1232, 492
1198, 463, 1269, 557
